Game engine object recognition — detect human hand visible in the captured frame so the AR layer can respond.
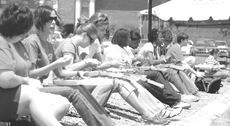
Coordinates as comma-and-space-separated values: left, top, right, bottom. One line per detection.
110, 60, 127, 68
77, 71, 90, 79
84, 58, 101, 68
55, 56, 72, 67
164, 55, 171, 61
195, 71, 205, 78
27, 78, 43, 88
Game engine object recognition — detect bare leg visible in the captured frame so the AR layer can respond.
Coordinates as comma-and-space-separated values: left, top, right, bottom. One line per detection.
17, 85, 62, 126
122, 91, 153, 117
116, 79, 157, 117
40, 93, 70, 120
170, 74, 191, 95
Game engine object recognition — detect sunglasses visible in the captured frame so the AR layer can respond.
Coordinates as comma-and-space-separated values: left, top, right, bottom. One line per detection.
95, 17, 108, 25
48, 17, 57, 23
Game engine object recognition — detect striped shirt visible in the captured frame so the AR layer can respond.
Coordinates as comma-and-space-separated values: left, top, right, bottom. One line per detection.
205, 55, 220, 65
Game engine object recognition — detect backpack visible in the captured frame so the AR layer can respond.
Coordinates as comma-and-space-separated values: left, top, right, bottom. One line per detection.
195, 77, 223, 93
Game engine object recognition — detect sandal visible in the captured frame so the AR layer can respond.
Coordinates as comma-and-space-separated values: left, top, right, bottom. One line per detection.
161, 107, 182, 118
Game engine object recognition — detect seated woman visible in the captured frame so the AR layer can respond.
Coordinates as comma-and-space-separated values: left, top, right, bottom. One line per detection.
22, 5, 115, 126
0, 2, 69, 126
78, 13, 109, 62
77, 13, 130, 71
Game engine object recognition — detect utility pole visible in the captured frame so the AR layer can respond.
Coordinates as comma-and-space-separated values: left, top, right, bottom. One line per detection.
148, 0, 153, 42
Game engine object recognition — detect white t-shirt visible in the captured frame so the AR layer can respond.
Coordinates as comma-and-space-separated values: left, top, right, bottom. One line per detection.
78, 39, 102, 58
105, 44, 133, 65
137, 42, 155, 60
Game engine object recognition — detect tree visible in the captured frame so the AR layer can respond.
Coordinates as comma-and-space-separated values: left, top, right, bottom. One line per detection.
218, 28, 230, 37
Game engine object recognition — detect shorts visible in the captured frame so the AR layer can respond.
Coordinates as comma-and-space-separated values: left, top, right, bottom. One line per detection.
0, 86, 21, 122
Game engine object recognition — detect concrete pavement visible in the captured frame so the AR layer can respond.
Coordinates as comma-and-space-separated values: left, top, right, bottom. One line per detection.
169, 85, 230, 126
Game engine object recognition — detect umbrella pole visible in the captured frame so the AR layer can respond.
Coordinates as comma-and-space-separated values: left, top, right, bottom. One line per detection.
148, 0, 153, 42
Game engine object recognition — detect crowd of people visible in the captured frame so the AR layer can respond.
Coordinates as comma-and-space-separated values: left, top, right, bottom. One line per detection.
0, 1, 228, 126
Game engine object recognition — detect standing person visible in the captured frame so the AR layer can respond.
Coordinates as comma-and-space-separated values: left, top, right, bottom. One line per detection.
22, 5, 115, 126
0, 2, 68, 126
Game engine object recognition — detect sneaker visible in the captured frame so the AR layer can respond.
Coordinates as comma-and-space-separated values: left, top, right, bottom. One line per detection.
181, 95, 199, 103
173, 102, 191, 109
160, 107, 182, 118
142, 115, 170, 125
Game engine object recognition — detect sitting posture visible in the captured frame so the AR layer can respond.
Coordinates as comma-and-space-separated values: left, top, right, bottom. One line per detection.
22, 5, 115, 126
195, 48, 229, 78
55, 23, 183, 124
136, 29, 198, 102
0, 2, 69, 126
194, 49, 226, 93
163, 32, 203, 97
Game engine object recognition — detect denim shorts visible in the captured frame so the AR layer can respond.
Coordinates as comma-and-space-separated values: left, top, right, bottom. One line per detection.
0, 86, 21, 122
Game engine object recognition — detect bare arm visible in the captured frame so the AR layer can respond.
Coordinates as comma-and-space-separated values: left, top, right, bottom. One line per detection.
63, 54, 87, 71
0, 71, 28, 89
29, 62, 59, 79
92, 52, 103, 62
95, 61, 112, 70
53, 67, 79, 78
146, 52, 166, 65
181, 61, 204, 77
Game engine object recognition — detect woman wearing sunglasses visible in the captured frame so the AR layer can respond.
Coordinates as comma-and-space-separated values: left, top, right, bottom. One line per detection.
0, 2, 71, 126
22, 5, 115, 126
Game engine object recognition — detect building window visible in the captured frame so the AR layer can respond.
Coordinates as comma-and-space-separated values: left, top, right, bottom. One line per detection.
0, 0, 29, 8
0, 0, 7, 8
81, 1, 89, 18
